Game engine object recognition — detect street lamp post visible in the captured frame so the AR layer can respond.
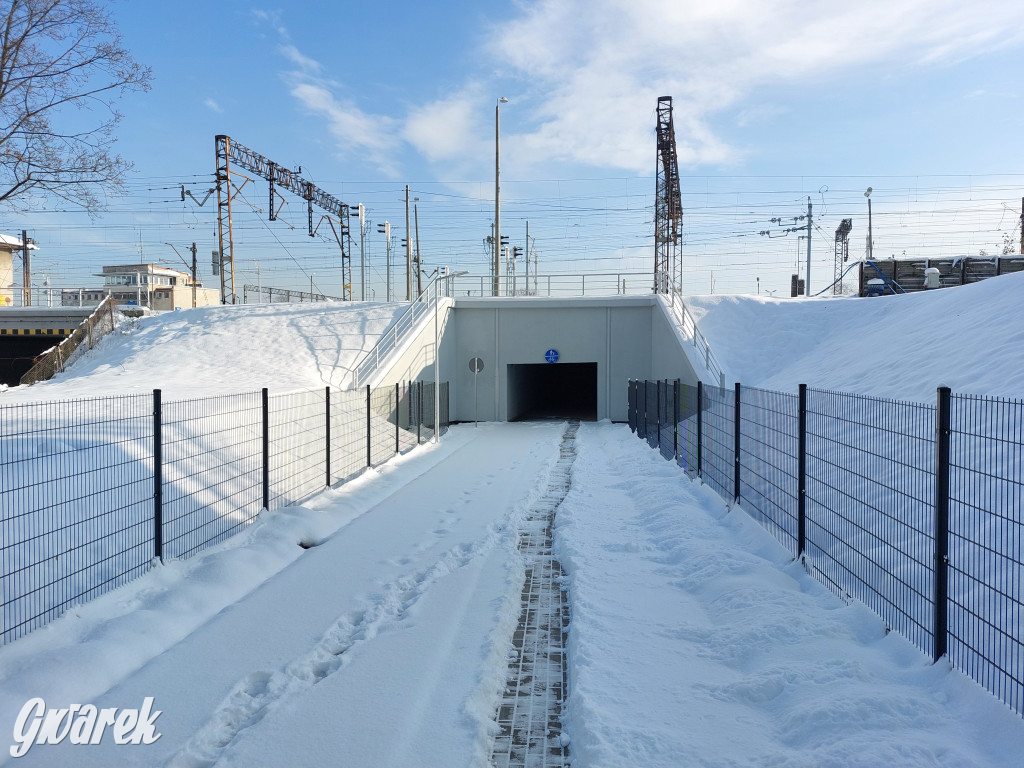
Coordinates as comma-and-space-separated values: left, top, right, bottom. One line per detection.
357, 203, 366, 301
865, 187, 873, 261
494, 97, 508, 297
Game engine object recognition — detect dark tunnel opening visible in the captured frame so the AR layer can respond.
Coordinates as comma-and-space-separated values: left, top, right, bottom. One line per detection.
507, 362, 598, 421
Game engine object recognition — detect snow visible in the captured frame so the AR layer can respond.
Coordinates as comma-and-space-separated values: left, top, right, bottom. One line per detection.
0, 300, 409, 402
686, 270, 1024, 400
1, 273, 1023, 765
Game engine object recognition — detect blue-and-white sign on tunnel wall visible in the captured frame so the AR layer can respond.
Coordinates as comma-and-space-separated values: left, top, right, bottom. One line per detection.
545, 349, 559, 363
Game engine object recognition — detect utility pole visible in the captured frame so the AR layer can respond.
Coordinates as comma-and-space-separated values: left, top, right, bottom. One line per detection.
414, 198, 422, 296
190, 242, 198, 308
358, 204, 366, 301
495, 97, 508, 297
805, 198, 812, 296
378, 221, 391, 301
1020, 197, 1023, 254
405, 185, 412, 301
255, 261, 262, 304
865, 187, 874, 262
525, 220, 530, 295
20, 229, 30, 307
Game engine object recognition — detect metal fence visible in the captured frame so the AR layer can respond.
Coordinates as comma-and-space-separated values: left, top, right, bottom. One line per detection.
0, 380, 450, 646
20, 296, 120, 385
627, 379, 1023, 717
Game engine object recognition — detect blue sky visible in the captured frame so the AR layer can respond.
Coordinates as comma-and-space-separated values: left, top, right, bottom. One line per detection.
6, 0, 1024, 299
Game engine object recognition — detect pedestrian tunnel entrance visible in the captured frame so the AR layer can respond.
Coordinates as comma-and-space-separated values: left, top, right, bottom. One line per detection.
507, 362, 597, 422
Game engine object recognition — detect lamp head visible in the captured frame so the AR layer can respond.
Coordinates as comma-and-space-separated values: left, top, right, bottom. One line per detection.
864, 187, 872, 198
498, 97, 508, 104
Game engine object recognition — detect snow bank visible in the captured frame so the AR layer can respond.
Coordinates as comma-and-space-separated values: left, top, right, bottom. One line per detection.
686, 270, 1024, 400
1, 301, 409, 402
555, 423, 1022, 767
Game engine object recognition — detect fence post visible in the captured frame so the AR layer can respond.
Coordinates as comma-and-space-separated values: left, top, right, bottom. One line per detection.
641, 379, 647, 438
656, 379, 662, 448
933, 386, 952, 662
417, 380, 422, 444
262, 388, 270, 511
366, 385, 372, 467
733, 382, 741, 502
153, 389, 163, 563
798, 383, 807, 558
395, 382, 400, 454
325, 386, 331, 487
673, 379, 679, 462
696, 380, 703, 479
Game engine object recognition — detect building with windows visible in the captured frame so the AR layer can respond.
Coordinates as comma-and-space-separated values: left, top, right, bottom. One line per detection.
0, 233, 37, 308
62, 264, 220, 310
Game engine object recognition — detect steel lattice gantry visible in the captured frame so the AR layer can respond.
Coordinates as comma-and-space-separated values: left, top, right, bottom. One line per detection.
654, 96, 683, 294
215, 135, 353, 304
834, 218, 852, 295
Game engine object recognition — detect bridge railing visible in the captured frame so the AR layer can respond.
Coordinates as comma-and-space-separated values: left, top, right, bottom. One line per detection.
20, 296, 119, 386
449, 271, 655, 298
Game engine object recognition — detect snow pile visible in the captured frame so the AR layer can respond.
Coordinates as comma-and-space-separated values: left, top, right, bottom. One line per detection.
556, 424, 1022, 767
686, 270, 1024, 400
1, 301, 408, 402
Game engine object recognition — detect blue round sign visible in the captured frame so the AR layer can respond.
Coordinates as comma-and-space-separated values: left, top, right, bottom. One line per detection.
545, 349, 559, 363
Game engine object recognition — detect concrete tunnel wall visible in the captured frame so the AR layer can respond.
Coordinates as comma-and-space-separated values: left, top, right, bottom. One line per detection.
366, 294, 703, 423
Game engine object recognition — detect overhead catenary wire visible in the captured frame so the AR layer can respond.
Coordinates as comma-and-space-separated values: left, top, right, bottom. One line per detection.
5, 173, 1023, 297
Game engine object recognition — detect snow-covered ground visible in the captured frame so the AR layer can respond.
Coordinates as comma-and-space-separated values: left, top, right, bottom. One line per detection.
1, 274, 1022, 765
0, 300, 408, 402
687, 270, 1024, 400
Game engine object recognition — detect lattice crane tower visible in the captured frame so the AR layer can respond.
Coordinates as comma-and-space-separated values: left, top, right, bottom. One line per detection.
833, 218, 852, 295
654, 97, 683, 294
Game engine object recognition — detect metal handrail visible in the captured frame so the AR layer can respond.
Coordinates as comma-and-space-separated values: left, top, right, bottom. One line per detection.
449, 271, 654, 297
349, 274, 449, 389
663, 286, 726, 387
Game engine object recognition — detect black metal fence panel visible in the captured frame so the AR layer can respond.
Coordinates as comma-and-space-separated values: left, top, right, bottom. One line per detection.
331, 388, 368, 484
627, 380, 637, 434
676, 383, 699, 474
804, 388, 936, 655
700, 384, 734, 502
269, 389, 328, 510
644, 380, 658, 449
1, 379, 449, 647
160, 392, 263, 560
658, 381, 675, 461
397, 383, 417, 452
739, 387, 800, 555
440, 382, 451, 435
419, 381, 437, 444
625, 378, 1023, 717
369, 386, 397, 466
0, 395, 153, 645
948, 394, 1023, 715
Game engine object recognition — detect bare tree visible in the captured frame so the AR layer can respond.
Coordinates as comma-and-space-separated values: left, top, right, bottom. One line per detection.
0, 0, 151, 213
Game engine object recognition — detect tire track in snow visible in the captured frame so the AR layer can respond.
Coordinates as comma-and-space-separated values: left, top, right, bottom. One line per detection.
165, 537, 489, 768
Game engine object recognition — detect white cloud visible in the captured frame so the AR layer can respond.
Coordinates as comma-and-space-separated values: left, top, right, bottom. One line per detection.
266, 28, 402, 175
486, 0, 1024, 173
287, 81, 401, 176
203, 98, 222, 113
404, 89, 484, 163
279, 44, 321, 74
